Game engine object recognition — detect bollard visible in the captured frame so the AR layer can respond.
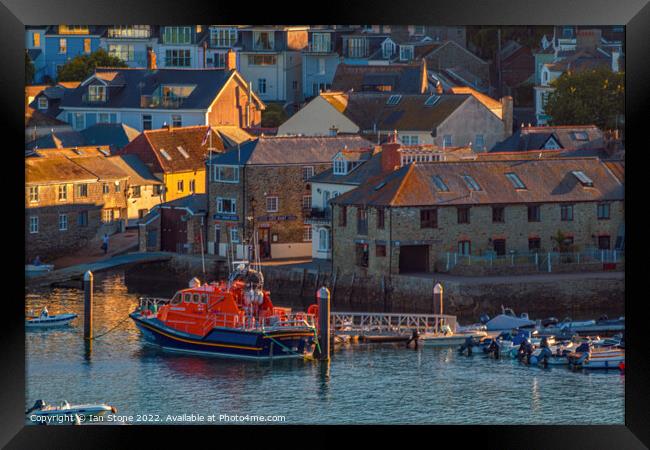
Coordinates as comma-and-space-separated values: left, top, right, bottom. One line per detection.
317, 286, 330, 361
84, 271, 93, 340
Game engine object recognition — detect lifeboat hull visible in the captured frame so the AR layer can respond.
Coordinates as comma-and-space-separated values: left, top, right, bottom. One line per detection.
130, 314, 315, 360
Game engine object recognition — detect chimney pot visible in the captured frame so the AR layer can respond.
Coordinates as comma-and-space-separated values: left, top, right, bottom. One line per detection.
226, 49, 237, 71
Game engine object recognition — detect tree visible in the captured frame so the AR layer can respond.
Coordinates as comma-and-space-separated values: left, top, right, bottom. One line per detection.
57, 48, 128, 82
25, 51, 35, 85
544, 67, 625, 130
261, 103, 288, 128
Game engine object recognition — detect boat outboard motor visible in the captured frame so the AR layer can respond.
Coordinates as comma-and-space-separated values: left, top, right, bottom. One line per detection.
458, 336, 475, 356
26, 399, 46, 414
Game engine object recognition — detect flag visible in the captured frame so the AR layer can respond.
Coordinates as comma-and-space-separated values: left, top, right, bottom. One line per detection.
201, 126, 212, 146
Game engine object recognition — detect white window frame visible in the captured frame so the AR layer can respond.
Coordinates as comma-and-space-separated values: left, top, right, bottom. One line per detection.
212, 165, 240, 183
253, 30, 275, 51
303, 226, 312, 242
318, 228, 330, 251
302, 195, 312, 210
333, 157, 347, 175
311, 33, 331, 52
210, 27, 237, 48
474, 134, 485, 150
302, 166, 314, 181
216, 197, 237, 215
399, 45, 414, 61
58, 184, 68, 202
37, 97, 48, 110
266, 196, 279, 213
29, 216, 39, 234
230, 228, 240, 243
443, 135, 453, 147
58, 214, 68, 231
258, 78, 267, 94
171, 114, 182, 127
142, 114, 152, 130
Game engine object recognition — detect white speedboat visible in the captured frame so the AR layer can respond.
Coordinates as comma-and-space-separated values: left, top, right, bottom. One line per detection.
26, 400, 117, 422
26, 313, 77, 328
484, 306, 535, 331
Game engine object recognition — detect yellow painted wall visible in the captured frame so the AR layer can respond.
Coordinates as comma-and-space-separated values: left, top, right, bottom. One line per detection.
163, 170, 206, 202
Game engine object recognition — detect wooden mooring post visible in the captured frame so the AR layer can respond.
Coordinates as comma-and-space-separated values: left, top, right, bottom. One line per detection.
83, 271, 93, 340
317, 286, 331, 361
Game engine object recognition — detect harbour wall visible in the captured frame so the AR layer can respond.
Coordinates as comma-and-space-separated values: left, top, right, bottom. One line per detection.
141, 255, 624, 320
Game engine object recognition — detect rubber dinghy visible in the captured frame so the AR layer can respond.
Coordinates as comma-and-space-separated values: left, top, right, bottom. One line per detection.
26, 313, 77, 328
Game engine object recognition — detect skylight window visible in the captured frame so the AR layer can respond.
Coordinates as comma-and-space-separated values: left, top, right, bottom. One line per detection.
424, 95, 441, 106
505, 172, 526, 189
159, 148, 172, 161
386, 95, 402, 105
98, 148, 110, 157
461, 175, 481, 191
571, 131, 589, 141
431, 175, 449, 192
177, 146, 190, 159
374, 181, 387, 191
572, 170, 593, 187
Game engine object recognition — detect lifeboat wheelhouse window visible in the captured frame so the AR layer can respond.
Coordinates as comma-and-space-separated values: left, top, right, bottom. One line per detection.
171, 293, 182, 305
192, 294, 201, 303
201, 294, 209, 304
182, 293, 192, 303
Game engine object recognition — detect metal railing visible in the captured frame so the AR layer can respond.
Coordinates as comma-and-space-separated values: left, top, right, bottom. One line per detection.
443, 249, 625, 272
331, 312, 457, 334
140, 95, 185, 109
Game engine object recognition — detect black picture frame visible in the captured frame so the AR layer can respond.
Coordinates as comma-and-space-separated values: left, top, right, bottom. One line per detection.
2, 0, 647, 446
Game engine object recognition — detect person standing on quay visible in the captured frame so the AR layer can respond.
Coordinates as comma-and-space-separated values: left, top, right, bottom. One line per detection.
102, 234, 109, 255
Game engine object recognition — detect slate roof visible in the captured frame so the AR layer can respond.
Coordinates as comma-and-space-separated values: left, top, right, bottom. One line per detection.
546, 49, 612, 73
492, 125, 604, 152
25, 123, 140, 151
209, 135, 373, 166
310, 151, 383, 186
331, 63, 427, 94
33, 146, 112, 159
66, 156, 129, 181
331, 157, 624, 207
121, 125, 225, 173
320, 92, 470, 132
25, 156, 97, 185
107, 154, 162, 186
158, 193, 208, 215
61, 68, 236, 110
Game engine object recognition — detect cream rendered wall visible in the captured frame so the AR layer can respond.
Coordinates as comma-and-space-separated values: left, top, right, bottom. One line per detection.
277, 96, 360, 136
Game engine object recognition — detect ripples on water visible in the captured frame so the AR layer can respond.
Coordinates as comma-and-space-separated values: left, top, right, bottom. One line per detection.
25, 272, 624, 425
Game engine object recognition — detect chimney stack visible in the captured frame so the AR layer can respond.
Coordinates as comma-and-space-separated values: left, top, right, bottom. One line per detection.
147, 47, 157, 70
226, 49, 237, 71
380, 138, 402, 173
500, 95, 514, 138
576, 29, 602, 54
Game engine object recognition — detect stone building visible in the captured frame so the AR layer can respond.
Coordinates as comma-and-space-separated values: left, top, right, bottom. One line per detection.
330, 157, 624, 276
25, 146, 129, 262
206, 134, 372, 260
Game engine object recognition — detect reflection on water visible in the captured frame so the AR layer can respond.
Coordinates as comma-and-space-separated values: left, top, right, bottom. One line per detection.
25, 270, 624, 425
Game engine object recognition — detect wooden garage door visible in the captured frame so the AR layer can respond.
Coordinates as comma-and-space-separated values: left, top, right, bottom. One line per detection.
399, 245, 429, 273
161, 209, 187, 253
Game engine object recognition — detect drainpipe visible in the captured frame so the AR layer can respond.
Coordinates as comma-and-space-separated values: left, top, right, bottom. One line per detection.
247, 81, 252, 128
389, 207, 393, 275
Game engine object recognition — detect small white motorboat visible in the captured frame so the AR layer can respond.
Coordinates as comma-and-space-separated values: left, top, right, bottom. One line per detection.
26, 400, 117, 423
420, 327, 487, 347
484, 306, 535, 331
26, 308, 77, 328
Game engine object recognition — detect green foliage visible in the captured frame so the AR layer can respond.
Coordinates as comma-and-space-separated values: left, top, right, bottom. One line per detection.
57, 48, 128, 82
551, 230, 576, 253
544, 67, 624, 130
261, 103, 288, 128
25, 51, 35, 85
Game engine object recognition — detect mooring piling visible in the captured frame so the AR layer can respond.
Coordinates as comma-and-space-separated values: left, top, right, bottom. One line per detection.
83, 270, 93, 340
317, 286, 331, 361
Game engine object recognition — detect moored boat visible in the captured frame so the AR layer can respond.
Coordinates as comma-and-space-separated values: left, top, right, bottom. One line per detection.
484, 306, 535, 331
129, 260, 317, 360
26, 399, 116, 423
26, 308, 77, 328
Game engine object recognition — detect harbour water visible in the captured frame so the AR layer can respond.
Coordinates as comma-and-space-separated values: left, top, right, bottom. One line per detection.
26, 271, 624, 425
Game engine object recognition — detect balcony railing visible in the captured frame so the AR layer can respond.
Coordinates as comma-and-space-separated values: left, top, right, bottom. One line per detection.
304, 208, 332, 224
140, 95, 185, 109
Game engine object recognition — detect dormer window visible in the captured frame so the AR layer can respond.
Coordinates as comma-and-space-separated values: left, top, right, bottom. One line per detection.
399, 45, 414, 61
382, 39, 395, 59
88, 85, 106, 102
37, 97, 48, 110
333, 157, 347, 175
413, 25, 426, 36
